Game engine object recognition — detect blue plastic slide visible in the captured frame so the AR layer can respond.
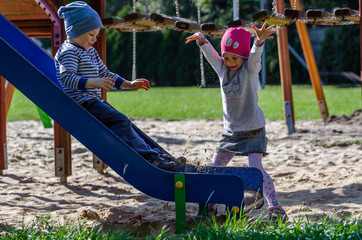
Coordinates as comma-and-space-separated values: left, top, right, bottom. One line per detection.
0, 13, 262, 211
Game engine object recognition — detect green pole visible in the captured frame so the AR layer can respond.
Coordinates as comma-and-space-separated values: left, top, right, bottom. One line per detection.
36, 106, 52, 128
174, 174, 186, 233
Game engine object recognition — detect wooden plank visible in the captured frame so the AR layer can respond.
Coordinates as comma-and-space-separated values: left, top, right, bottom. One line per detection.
12, 19, 52, 37
334, 7, 359, 22
150, 13, 180, 26
201, 23, 227, 37
227, 19, 262, 35
123, 12, 157, 27
103, 16, 151, 31
306, 9, 341, 24
252, 9, 292, 27
284, 8, 306, 19
175, 20, 200, 32
0, 0, 49, 21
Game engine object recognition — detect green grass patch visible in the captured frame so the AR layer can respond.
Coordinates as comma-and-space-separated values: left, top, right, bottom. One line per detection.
1, 213, 360, 239
6, 85, 361, 121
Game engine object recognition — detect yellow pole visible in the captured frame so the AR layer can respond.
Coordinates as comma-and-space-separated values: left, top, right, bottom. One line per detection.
290, 0, 329, 123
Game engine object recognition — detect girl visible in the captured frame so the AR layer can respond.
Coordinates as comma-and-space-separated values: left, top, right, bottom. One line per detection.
186, 23, 287, 222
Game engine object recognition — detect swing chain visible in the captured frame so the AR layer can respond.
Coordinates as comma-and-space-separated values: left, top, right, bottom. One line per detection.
272, 0, 276, 13
174, 0, 180, 17
145, 0, 150, 15
293, 0, 297, 10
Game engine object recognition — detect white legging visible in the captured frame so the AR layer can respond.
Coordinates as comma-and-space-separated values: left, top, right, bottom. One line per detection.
211, 151, 279, 207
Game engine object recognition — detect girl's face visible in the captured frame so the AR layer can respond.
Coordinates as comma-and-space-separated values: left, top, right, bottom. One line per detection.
222, 53, 245, 71
70, 28, 100, 51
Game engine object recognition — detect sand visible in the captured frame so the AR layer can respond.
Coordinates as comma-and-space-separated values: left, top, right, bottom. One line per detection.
1, 109, 361, 232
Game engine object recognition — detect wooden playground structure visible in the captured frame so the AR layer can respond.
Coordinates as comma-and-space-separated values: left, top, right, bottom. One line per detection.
0, 0, 361, 182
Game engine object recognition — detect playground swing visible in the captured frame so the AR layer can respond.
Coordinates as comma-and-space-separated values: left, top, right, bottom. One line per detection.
103, 0, 209, 84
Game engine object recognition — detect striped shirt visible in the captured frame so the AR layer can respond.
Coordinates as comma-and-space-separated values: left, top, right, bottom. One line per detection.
54, 40, 124, 104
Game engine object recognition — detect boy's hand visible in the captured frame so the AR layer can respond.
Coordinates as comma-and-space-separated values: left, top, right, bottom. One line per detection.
252, 22, 276, 47
121, 79, 150, 91
86, 77, 115, 91
185, 32, 209, 45
129, 79, 150, 91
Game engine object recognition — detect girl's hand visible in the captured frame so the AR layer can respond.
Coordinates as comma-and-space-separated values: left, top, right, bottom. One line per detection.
185, 32, 209, 45
252, 22, 276, 47
127, 79, 150, 91
86, 77, 115, 91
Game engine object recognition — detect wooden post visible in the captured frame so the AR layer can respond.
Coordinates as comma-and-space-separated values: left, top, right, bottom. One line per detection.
4, 81, 15, 117
0, 76, 8, 174
276, 0, 295, 133
360, 0, 362, 92
53, 0, 72, 184
90, 0, 108, 173
290, 0, 329, 123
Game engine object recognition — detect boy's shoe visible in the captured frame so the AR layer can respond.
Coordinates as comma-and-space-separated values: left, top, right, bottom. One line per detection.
207, 204, 218, 217
198, 203, 218, 217
149, 156, 177, 171
268, 205, 287, 224
244, 192, 264, 213
161, 153, 187, 168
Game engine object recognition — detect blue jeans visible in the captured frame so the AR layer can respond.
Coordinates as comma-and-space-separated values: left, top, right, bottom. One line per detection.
81, 98, 160, 160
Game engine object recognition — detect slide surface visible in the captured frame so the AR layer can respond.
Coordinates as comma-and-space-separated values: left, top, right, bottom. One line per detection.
0, 14, 262, 209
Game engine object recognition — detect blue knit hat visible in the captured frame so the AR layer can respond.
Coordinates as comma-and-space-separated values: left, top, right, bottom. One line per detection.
58, 1, 103, 39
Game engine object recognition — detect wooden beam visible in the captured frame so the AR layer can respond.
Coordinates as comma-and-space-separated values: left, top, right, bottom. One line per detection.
252, 9, 292, 27
360, 0, 362, 89
4, 81, 15, 117
51, 0, 72, 184
0, 75, 7, 173
90, 0, 108, 172
291, 0, 329, 122
306, 9, 341, 24
276, 0, 295, 133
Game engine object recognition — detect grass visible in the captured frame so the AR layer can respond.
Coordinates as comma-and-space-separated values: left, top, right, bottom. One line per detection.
6, 85, 361, 121
0, 213, 361, 239
3, 84, 361, 238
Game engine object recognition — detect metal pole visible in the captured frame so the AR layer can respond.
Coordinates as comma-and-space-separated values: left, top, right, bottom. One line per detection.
233, 0, 239, 20
260, 0, 266, 89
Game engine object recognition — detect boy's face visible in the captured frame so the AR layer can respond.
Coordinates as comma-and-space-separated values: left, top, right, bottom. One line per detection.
222, 53, 245, 72
70, 28, 100, 51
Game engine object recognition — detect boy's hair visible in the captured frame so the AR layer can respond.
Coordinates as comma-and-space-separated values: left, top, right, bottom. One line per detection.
221, 27, 251, 59
58, 1, 102, 39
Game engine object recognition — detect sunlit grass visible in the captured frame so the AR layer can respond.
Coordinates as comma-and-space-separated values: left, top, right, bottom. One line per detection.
1, 213, 360, 239
6, 85, 361, 121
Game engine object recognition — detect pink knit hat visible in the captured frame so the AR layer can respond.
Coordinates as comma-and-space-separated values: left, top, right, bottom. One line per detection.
221, 27, 251, 59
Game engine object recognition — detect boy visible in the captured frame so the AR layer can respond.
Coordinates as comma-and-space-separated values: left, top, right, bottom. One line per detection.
55, 1, 184, 171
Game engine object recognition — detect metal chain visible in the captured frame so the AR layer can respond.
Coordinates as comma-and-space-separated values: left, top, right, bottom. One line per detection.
272, 0, 276, 13
132, 0, 137, 80
175, 0, 180, 17
293, 0, 297, 10
197, 0, 205, 87
145, 0, 150, 15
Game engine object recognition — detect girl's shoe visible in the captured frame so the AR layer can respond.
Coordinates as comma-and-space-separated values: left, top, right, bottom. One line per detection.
268, 205, 287, 224
244, 193, 264, 213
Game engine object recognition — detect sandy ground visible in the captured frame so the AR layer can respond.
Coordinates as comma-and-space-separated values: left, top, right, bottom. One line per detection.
0, 109, 361, 233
